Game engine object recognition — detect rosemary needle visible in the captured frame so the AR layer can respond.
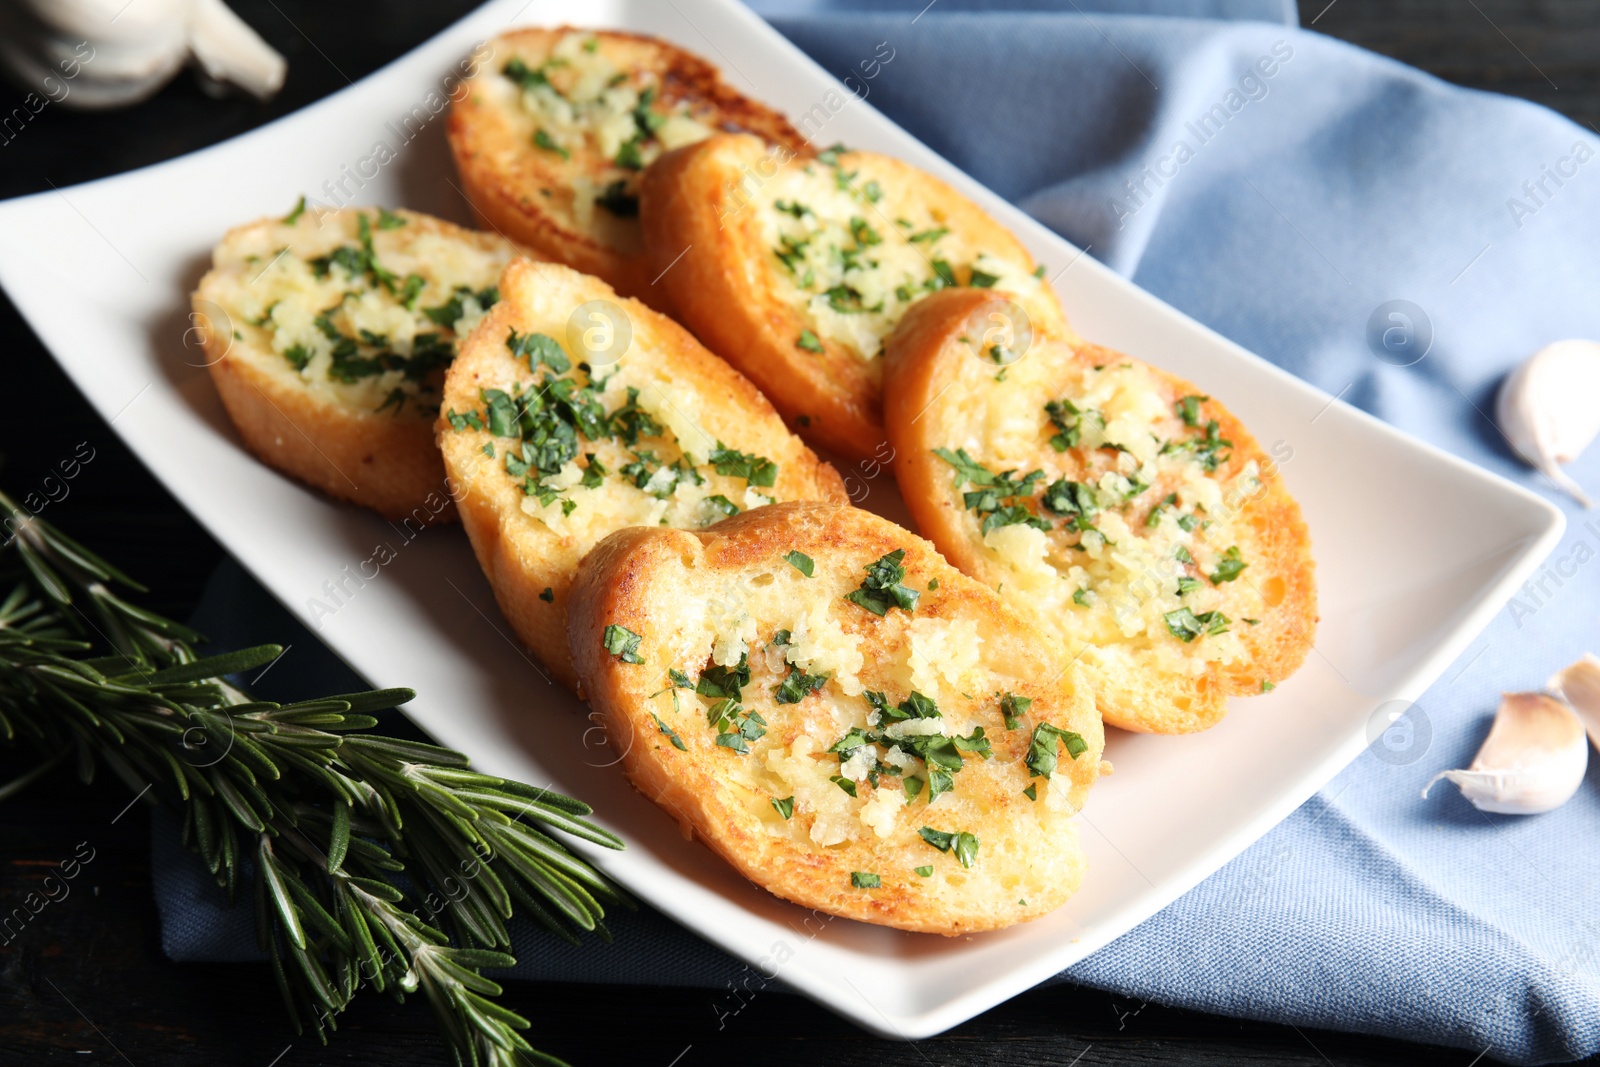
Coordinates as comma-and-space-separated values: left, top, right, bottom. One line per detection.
0, 490, 622, 1066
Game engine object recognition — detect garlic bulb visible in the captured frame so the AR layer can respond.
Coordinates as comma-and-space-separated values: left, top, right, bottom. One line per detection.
1422, 692, 1588, 814
1496, 340, 1600, 508
0, 0, 285, 110
1551, 653, 1600, 752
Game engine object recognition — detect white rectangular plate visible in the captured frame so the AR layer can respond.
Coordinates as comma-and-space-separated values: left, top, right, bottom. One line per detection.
0, 0, 1564, 1039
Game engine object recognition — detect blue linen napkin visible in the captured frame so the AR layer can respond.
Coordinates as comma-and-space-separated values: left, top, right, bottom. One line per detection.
153, 2, 1600, 1062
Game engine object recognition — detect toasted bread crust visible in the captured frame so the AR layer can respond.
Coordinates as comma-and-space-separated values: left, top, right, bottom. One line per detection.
641, 134, 1071, 461
885, 289, 1317, 734
194, 208, 516, 523
447, 28, 805, 311
570, 501, 1104, 935
438, 260, 847, 690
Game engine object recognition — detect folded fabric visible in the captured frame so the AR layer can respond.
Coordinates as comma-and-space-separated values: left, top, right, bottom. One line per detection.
154, 3, 1600, 1063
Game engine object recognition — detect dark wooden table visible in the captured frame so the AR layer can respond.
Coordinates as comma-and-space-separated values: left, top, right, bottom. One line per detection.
2, 2, 1595, 1064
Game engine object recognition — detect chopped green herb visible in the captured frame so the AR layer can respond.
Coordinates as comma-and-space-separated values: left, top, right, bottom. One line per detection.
1023, 783, 1038, 801
1163, 607, 1230, 642
503, 57, 551, 92
919, 827, 979, 869
903, 776, 925, 802
506, 329, 571, 373
968, 268, 1001, 288
651, 713, 687, 751
928, 578, 939, 590
396, 273, 427, 310
538, 587, 554, 602
1041, 478, 1098, 519
849, 217, 881, 247
850, 871, 880, 889
1176, 394, 1209, 427
282, 195, 307, 225
376, 207, 406, 230
1072, 588, 1093, 608
594, 179, 638, 217
831, 775, 858, 798
580, 453, 607, 489
907, 227, 948, 244
845, 549, 920, 616
773, 665, 828, 704
796, 328, 824, 353
603, 624, 643, 663
954, 832, 980, 869
1026, 722, 1087, 779
533, 128, 570, 159
708, 443, 778, 487
784, 550, 815, 577
1176, 576, 1201, 597
1176, 546, 1195, 564
701, 495, 740, 520
1146, 492, 1178, 528
1044, 398, 1101, 452
1262, 680, 1276, 692
696, 655, 750, 700
933, 447, 995, 488
1000, 692, 1032, 729
824, 284, 880, 314
772, 796, 795, 819
614, 135, 644, 169
914, 865, 934, 877
1208, 546, 1247, 585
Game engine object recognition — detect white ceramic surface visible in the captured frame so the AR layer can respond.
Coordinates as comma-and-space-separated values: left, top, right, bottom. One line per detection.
0, 0, 1565, 1039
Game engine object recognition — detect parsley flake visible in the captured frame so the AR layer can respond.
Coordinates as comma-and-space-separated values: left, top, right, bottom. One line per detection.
784, 550, 815, 577
1026, 722, 1088, 779
1164, 607, 1230, 642
651, 713, 687, 751
845, 549, 920, 616
603, 624, 643, 663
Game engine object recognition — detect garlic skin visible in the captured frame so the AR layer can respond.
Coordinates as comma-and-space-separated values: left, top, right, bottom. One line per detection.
1423, 692, 1588, 814
0, 0, 285, 110
1551, 653, 1600, 753
1495, 339, 1600, 508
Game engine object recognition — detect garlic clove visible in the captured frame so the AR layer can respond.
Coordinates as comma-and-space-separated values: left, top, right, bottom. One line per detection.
1550, 653, 1600, 753
187, 0, 286, 101
1495, 339, 1600, 508
1423, 692, 1588, 814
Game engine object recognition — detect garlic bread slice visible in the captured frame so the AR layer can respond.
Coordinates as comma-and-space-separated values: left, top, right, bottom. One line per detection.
885, 290, 1317, 734
194, 205, 517, 521
447, 28, 804, 309
569, 501, 1104, 935
640, 134, 1071, 460
438, 260, 847, 690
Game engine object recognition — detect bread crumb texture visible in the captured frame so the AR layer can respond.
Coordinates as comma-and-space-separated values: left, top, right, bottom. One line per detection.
573, 503, 1103, 934
887, 297, 1316, 733
204, 207, 514, 418
755, 146, 1057, 365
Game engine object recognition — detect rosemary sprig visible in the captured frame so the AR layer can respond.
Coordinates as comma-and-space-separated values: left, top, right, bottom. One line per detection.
0, 490, 623, 1065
